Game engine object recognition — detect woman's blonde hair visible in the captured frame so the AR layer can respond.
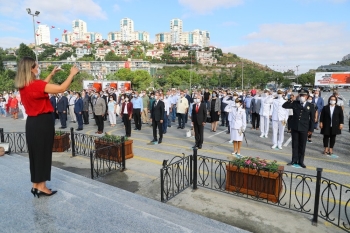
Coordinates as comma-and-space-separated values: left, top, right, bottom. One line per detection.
15, 57, 36, 89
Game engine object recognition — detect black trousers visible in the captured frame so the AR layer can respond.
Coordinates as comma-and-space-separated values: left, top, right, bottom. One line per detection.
252, 113, 260, 129
152, 119, 163, 140
95, 115, 104, 132
178, 113, 186, 128
221, 112, 228, 126
82, 111, 89, 124
133, 109, 142, 130
123, 114, 131, 136
287, 115, 293, 130
291, 130, 308, 164
58, 112, 67, 127
26, 113, 54, 183
194, 123, 204, 146
323, 133, 336, 148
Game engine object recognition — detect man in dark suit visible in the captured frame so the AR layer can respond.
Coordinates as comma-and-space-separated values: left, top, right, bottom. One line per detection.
282, 89, 315, 168
312, 90, 324, 130
150, 92, 165, 144
74, 93, 84, 131
56, 93, 69, 129
191, 95, 207, 149
49, 94, 57, 124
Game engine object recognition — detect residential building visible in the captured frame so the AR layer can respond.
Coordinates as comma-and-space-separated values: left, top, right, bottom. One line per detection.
107, 18, 150, 42
146, 49, 164, 59
36, 25, 51, 45
72, 19, 87, 40
83, 32, 103, 43
155, 19, 210, 47
196, 51, 217, 65
76, 47, 92, 59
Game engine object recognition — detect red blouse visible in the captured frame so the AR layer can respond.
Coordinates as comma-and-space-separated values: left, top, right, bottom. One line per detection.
19, 80, 53, 116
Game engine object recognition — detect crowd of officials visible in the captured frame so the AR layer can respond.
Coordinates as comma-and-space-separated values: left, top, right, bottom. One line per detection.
1, 85, 348, 168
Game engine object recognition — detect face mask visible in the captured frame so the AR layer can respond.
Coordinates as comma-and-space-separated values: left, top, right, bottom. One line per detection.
139, 94, 143, 97
151, 96, 154, 99
233, 96, 237, 100
110, 98, 113, 101
160, 97, 163, 100
196, 99, 200, 103
278, 94, 283, 98
330, 100, 336, 105
125, 98, 129, 102
35, 67, 41, 79
300, 97, 306, 103
223, 94, 227, 97
307, 100, 312, 103
212, 94, 216, 98
314, 94, 319, 98
166, 95, 169, 98
263, 93, 267, 97
155, 96, 159, 100
235, 103, 241, 108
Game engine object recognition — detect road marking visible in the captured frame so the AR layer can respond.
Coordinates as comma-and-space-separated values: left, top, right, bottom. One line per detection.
208, 130, 226, 138
283, 137, 292, 147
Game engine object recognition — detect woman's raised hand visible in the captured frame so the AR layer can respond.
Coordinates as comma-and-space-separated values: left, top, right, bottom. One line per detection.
70, 65, 80, 76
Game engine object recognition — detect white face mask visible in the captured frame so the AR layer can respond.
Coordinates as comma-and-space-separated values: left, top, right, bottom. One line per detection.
235, 103, 241, 108
196, 99, 200, 103
278, 94, 283, 98
233, 96, 237, 100
330, 100, 336, 105
307, 100, 312, 103
314, 94, 319, 98
35, 67, 41, 79
125, 98, 129, 102
300, 97, 306, 103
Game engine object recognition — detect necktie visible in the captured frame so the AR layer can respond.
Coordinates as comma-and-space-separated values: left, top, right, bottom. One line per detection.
196, 104, 199, 113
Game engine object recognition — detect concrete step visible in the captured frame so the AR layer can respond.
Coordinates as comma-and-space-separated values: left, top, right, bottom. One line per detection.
0, 154, 248, 233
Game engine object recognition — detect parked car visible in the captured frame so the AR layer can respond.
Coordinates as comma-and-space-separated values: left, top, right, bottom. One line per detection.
323, 87, 331, 92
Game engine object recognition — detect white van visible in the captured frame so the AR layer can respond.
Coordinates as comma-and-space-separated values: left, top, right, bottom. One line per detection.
293, 84, 302, 91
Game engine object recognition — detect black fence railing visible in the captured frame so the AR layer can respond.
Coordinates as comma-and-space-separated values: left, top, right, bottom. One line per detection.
0, 128, 126, 180
160, 149, 350, 232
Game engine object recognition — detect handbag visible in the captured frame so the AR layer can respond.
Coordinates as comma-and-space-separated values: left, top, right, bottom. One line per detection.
206, 116, 211, 123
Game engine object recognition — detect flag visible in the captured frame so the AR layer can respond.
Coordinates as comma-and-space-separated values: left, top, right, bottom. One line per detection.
55, 38, 59, 42
63, 29, 67, 33
86, 35, 90, 38
36, 34, 40, 36
51, 26, 55, 29
36, 21, 40, 24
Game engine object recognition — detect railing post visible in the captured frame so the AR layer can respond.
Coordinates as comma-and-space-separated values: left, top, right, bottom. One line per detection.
0, 128, 4, 142
90, 150, 94, 179
160, 168, 164, 202
121, 136, 126, 171
70, 127, 76, 157
190, 155, 193, 185
312, 167, 323, 226
193, 148, 198, 190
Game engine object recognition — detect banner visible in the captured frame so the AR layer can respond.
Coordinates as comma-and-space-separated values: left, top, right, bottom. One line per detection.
83, 80, 131, 91
314, 72, 350, 86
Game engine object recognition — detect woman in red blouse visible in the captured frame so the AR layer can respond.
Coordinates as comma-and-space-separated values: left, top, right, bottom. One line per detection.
9, 93, 19, 119
15, 57, 79, 198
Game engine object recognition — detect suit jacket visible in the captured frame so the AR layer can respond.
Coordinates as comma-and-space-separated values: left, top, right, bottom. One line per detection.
82, 95, 89, 111
151, 100, 165, 121
94, 97, 106, 115
320, 105, 344, 135
312, 97, 324, 113
282, 100, 315, 132
50, 96, 56, 111
121, 102, 133, 117
74, 98, 83, 113
250, 97, 261, 114
208, 98, 221, 112
57, 96, 68, 112
191, 103, 207, 125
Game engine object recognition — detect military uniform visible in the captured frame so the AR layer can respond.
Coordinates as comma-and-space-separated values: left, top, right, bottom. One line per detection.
282, 96, 315, 167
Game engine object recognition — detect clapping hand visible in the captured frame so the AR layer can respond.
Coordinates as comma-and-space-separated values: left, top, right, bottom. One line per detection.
50, 66, 62, 75
70, 65, 80, 76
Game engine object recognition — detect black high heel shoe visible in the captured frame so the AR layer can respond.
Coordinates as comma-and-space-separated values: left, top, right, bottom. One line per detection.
34, 189, 57, 198
31, 188, 37, 197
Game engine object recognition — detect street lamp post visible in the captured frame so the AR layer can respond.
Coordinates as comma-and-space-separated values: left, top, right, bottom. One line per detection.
26, 8, 40, 62
241, 61, 244, 90
296, 65, 300, 84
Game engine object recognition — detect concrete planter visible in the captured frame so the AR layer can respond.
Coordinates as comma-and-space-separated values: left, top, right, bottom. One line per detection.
225, 164, 284, 203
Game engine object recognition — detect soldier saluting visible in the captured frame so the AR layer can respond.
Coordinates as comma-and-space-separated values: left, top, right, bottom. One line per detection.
282, 89, 315, 168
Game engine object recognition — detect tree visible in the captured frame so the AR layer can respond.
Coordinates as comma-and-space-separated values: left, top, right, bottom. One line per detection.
0, 56, 4, 72
132, 70, 152, 90
105, 51, 124, 61
110, 68, 133, 81
0, 72, 15, 92
17, 43, 36, 61
59, 51, 73, 60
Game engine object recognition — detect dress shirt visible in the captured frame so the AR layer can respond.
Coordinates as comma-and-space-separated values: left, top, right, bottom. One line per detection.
131, 97, 143, 111
330, 105, 335, 127
69, 95, 76, 105
124, 102, 128, 114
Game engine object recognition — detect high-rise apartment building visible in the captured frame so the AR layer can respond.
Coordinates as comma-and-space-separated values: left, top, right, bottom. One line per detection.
155, 19, 210, 47
36, 25, 51, 45
72, 19, 87, 40
108, 18, 150, 42
62, 19, 102, 44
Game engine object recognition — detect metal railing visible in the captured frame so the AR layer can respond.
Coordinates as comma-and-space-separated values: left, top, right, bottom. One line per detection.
160, 148, 350, 232
0, 128, 126, 180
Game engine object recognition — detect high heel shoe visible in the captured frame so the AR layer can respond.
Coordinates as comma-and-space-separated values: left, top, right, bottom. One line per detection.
34, 189, 57, 198
31, 188, 37, 197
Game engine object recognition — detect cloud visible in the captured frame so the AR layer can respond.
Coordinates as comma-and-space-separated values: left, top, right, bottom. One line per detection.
222, 22, 350, 73
178, 0, 243, 14
0, 0, 107, 24
113, 4, 121, 12
0, 21, 24, 32
0, 37, 31, 48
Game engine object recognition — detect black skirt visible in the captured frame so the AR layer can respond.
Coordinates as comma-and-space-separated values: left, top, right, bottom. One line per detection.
210, 111, 220, 122
26, 113, 54, 183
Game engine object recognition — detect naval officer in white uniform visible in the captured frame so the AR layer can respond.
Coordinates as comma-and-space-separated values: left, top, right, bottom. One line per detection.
271, 90, 289, 149
259, 89, 273, 138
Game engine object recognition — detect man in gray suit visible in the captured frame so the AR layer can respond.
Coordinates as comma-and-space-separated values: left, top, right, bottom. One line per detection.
93, 92, 106, 134
250, 93, 261, 130
82, 90, 90, 125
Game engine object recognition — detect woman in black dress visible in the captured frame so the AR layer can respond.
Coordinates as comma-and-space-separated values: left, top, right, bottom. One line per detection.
208, 91, 221, 132
319, 95, 344, 155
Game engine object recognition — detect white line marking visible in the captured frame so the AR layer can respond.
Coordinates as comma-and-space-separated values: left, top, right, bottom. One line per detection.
283, 136, 292, 147
208, 130, 226, 138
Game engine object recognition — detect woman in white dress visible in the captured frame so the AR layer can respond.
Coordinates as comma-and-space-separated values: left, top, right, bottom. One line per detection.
225, 98, 246, 157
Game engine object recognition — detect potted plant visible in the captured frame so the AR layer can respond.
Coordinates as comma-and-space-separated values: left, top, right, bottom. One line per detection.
225, 157, 284, 203
94, 133, 133, 162
52, 131, 70, 152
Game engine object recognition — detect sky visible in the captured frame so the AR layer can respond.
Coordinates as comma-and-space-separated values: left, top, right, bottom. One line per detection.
0, 0, 350, 73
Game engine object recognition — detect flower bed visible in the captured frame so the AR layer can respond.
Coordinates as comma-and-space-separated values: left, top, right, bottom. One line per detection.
52, 131, 70, 152
94, 134, 133, 162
